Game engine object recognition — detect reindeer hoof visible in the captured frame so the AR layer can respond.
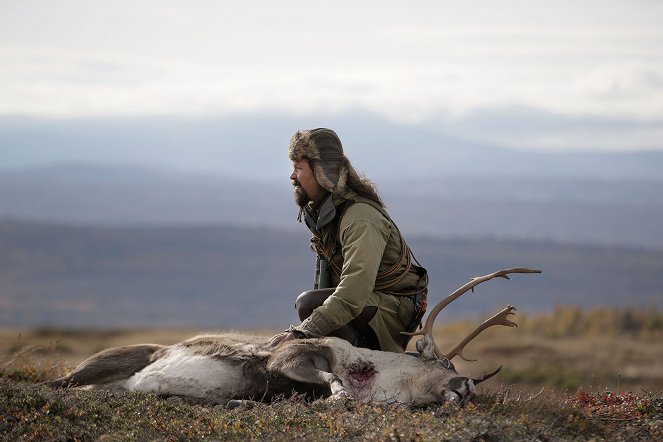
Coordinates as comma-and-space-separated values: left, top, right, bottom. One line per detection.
329, 390, 353, 404
331, 390, 349, 399
329, 381, 350, 401
226, 399, 255, 410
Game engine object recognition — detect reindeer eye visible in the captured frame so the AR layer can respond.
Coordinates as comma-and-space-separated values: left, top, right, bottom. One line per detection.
450, 389, 463, 401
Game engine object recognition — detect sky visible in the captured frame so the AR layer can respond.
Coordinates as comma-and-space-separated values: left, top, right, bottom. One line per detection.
1, 0, 663, 153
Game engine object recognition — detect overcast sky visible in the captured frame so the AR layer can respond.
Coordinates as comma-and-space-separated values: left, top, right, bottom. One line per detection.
2, 0, 663, 152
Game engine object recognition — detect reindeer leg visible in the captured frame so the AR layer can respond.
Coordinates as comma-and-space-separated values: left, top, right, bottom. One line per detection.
267, 341, 348, 400
44, 344, 165, 388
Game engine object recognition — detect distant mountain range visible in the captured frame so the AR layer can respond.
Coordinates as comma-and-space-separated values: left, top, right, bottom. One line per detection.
1, 164, 661, 249
2, 112, 663, 181
1, 221, 662, 330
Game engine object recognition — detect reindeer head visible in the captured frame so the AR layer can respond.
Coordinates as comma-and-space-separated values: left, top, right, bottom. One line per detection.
404, 268, 541, 406
406, 359, 503, 408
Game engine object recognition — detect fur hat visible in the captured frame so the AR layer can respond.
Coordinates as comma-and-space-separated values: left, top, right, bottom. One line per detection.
288, 128, 354, 195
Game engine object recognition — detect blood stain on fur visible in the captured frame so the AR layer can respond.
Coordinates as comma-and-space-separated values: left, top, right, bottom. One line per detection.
346, 360, 377, 390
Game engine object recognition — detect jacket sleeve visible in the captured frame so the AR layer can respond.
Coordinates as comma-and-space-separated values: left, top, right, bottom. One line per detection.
298, 204, 390, 337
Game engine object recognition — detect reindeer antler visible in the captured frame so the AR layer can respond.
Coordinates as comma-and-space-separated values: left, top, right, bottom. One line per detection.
446, 305, 517, 362
472, 365, 503, 385
403, 267, 541, 361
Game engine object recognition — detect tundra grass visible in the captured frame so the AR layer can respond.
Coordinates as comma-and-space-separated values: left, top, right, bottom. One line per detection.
1, 311, 662, 441
1, 380, 661, 441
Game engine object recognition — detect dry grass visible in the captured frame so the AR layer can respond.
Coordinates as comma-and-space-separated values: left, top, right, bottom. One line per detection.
2, 376, 661, 441
431, 324, 663, 394
1, 314, 662, 441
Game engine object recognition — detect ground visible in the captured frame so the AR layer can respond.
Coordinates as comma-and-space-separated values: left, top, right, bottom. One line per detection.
1, 314, 662, 441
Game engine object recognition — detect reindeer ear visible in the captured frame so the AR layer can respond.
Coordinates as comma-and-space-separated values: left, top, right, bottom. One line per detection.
415, 335, 437, 360
433, 358, 455, 370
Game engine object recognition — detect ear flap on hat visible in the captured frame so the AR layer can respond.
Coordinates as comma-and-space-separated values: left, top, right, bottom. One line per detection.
313, 163, 349, 194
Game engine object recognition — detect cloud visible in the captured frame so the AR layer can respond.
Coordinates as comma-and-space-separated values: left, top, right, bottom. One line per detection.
1, 0, 663, 152
579, 64, 663, 104
434, 105, 663, 152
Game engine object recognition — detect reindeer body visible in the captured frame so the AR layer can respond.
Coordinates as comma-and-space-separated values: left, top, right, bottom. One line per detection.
45, 268, 540, 408
49, 334, 325, 403
48, 333, 469, 406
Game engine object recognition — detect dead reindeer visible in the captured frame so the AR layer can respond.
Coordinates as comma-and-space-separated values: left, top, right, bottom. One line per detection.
44, 268, 541, 408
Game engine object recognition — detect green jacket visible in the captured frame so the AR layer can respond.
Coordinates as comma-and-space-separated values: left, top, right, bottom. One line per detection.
298, 192, 428, 352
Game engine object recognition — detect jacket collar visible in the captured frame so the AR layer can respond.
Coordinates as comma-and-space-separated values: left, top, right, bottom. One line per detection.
303, 191, 356, 235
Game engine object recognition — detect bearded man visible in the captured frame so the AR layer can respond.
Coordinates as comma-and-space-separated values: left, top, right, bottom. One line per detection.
269, 128, 428, 352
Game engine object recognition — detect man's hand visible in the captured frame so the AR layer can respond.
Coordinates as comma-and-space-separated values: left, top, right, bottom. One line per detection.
267, 332, 298, 348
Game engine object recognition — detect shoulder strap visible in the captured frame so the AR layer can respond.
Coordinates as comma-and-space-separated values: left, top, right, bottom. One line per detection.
333, 195, 428, 296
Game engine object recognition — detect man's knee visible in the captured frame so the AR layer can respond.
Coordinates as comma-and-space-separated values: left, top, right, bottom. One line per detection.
295, 288, 334, 321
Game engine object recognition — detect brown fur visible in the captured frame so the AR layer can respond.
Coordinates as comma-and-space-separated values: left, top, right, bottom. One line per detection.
267, 340, 336, 385
46, 344, 165, 388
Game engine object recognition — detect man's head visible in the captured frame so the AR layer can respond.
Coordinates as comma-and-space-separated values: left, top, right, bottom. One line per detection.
288, 128, 349, 197
288, 128, 384, 214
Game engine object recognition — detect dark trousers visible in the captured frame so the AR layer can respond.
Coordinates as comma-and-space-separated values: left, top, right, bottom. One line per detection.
295, 288, 381, 350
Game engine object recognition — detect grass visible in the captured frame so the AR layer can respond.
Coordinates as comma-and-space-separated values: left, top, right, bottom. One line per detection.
1, 308, 663, 441
2, 380, 661, 441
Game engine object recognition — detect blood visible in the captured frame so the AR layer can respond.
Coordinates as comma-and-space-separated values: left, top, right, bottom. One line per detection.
346, 360, 377, 390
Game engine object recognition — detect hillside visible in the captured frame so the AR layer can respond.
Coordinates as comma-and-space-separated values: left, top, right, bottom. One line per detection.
2, 165, 662, 249
1, 221, 661, 330
3, 114, 663, 181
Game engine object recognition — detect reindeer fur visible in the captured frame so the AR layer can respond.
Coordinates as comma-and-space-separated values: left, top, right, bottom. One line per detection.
46, 333, 471, 407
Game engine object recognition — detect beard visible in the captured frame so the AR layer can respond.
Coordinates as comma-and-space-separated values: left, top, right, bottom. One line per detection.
293, 182, 310, 208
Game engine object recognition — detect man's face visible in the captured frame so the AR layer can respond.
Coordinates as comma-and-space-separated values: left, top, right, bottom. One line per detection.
291, 159, 325, 207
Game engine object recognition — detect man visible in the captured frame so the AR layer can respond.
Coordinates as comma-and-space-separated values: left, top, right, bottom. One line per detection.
269, 128, 428, 352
